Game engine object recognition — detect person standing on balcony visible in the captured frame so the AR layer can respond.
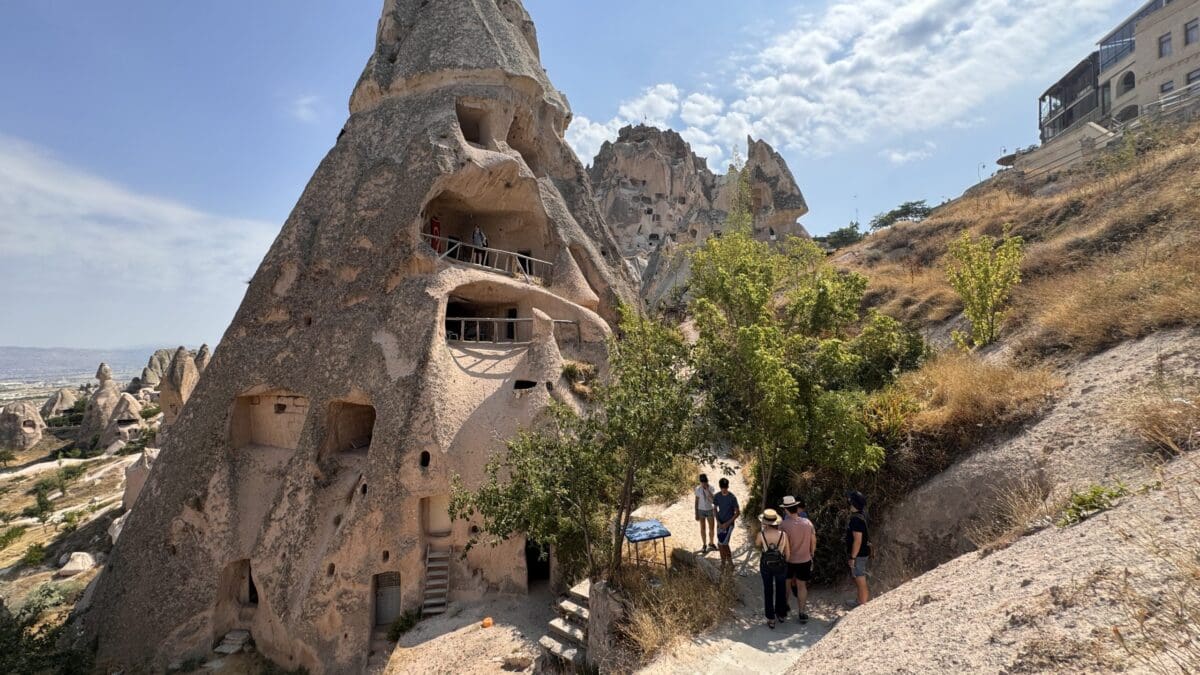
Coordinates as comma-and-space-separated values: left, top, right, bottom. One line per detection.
429, 216, 442, 254
472, 224, 486, 265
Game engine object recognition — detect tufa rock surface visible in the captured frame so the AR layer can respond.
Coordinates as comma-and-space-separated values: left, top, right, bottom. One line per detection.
589, 125, 809, 306
159, 346, 199, 428
78, 366, 121, 450
83, 2, 633, 673
41, 387, 78, 419
100, 393, 146, 451
194, 344, 212, 374
0, 401, 46, 451
122, 447, 160, 511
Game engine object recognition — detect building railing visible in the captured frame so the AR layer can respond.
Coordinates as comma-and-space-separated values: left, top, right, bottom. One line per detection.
421, 233, 553, 284
1113, 80, 1200, 133
445, 317, 582, 346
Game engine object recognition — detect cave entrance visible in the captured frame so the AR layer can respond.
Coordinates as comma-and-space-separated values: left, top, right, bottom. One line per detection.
323, 401, 376, 456
525, 539, 551, 587
230, 391, 309, 451
421, 190, 553, 282
445, 298, 526, 344
373, 572, 402, 627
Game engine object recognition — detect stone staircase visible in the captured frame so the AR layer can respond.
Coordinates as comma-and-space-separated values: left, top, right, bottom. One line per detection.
422, 545, 450, 616
538, 579, 590, 668
213, 629, 252, 655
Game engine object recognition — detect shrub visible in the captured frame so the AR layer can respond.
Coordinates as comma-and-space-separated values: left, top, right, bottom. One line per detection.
0, 449, 15, 468
561, 360, 597, 400
0, 526, 26, 550
20, 543, 47, 567
386, 610, 421, 642
60, 510, 81, 534
945, 229, 1024, 349
1120, 380, 1199, 457
615, 563, 735, 662
1057, 483, 1128, 526
965, 477, 1056, 553
863, 387, 919, 447
139, 405, 161, 420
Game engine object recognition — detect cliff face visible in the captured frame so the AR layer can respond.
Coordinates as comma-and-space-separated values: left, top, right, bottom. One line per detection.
83, 1, 631, 673
588, 125, 809, 305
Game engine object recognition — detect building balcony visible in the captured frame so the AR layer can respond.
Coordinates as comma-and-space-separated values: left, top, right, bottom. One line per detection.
421, 233, 553, 284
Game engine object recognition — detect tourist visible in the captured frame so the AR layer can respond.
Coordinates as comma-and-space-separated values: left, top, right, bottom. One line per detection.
713, 477, 740, 567
471, 224, 486, 264
429, 215, 442, 253
756, 508, 791, 629
846, 490, 871, 606
779, 495, 816, 624
694, 473, 716, 553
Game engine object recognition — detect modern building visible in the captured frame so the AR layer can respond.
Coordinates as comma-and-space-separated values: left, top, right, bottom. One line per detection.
1012, 0, 1200, 177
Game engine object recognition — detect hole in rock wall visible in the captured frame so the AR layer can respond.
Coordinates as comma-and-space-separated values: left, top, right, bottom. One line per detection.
419, 451, 431, 468
506, 111, 543, 176
421, 496, 452, 537
513, 380, 537, 390
230, 392, 309, 451
324, 401, 376, 455
327, 563, 335, 576
383, 550, 390, 562
456, 101, 487, 145
361, 483, 368, 496
445, 299, 524, 343
304, 316, 313, 327
217, 559, 259, 610
22, 420, 36, 430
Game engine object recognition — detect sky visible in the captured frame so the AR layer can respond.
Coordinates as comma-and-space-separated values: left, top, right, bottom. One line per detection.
0, 0, 1140, 349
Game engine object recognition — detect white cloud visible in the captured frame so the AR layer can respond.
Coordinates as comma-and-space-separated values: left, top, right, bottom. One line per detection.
565, 115, 625, 167
880, 141, 936, 165
290, 95, 321, 123
0, 136, 277, 347
564, 0, 1123, 166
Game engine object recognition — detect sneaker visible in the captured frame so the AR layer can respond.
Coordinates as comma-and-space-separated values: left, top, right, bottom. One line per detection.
798, 612, 809, 624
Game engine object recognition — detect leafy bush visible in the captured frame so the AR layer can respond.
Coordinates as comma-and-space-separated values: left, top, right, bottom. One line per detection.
60, 510, 82, 533
20, 543, 47, 567
386, 609, 421, 642
0, 580, 94, 674
139, 405, 161, 420
1058, 483, 1128, 526
945, 229, 1024, 349
0, 526, 26, 550
0, 449, 14, 468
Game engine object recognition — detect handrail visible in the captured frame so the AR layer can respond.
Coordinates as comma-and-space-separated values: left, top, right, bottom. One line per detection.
445, 317, 533, 345
421, 233, 553, 284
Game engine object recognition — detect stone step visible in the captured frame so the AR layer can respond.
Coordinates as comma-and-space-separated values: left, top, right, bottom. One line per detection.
427, 549, 451, 560
557, 599, 590, 624
422, 601, 446, 615
548, 617, 586, 645
539, 635, 584, 667
223, 629, 251, 643
423, 587, 447, 599
568, 579, 591, 605
426, 560, 449, 571
425, 576, 448, 588
426, 568, 448, 579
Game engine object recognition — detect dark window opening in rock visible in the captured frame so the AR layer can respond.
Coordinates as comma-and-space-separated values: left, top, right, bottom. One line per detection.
644, 208, 653, 215
304, 316, 313, 327
421, 496, 452, 537
230, 391, 309, 451
361, 483, 368, 496
22, 420, 37, 430
116, 417, 138, 428
506, 112, 543, 176
470, 525, 481, 535
374, 572, 402, 626
217, 559, 258, 613
514, 380, 537, 390
248, 571, 259, 605
324, 401, 376, 455
382, 550, 390, 562
545, 382, 554, 392
419, 451, 431, 468
516, 250, 533, 276
326, 563, 335, 576
445, 298, 526, 344
456, 101, 486, 145
649, 233, 661, 241
525, 539, 551, 586
334, 514, 342, 527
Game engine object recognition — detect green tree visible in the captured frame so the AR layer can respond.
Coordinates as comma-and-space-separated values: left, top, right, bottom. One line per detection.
869, 200, 933, 231
816, 221, 864, 249
0, 449, 15, 468
945, 229, 1024, 349
451, 307, 701, 578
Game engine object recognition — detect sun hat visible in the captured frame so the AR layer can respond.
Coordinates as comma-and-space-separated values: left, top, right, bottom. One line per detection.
759, 508, 783, 526
779, 495, 800, 509
847, 491, 867, 511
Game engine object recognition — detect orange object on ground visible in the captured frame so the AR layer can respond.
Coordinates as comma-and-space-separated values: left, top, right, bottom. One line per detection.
481, 617, 494, 628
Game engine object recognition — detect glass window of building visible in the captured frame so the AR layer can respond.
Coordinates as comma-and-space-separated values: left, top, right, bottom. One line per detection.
1187, 19, 1199, 45
1159, 32, 1173, 57
1188, 68, 1200, 84
1161, 81, 1175, 93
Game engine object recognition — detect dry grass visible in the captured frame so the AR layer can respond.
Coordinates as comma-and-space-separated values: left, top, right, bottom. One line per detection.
841, 120, 1200, 352
1119, 379, 1200, 457
614, 563, 736, 663
965, 476, 1058, 554
896, 353, 1062, 444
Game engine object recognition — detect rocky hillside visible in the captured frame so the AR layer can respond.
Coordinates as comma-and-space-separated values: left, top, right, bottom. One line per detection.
793, 120, 1200, 672
588, 125, 809, 306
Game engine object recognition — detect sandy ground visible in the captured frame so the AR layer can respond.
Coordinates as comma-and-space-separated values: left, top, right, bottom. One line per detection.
633, 459, 846, 674
370, 587, 555, 674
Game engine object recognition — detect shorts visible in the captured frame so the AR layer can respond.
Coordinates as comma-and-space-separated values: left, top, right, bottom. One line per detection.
695, 508, 714, 520
851, 556, 869, 578
716, 527, 732, 546
787, 561, 813, 581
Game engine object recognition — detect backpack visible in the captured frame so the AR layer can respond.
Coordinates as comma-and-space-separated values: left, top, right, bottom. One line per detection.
851, 513, 875, 560
761, 530, 787, 575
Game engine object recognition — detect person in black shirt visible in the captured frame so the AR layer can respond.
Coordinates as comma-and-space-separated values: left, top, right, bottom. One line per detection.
846, 490, 871, 606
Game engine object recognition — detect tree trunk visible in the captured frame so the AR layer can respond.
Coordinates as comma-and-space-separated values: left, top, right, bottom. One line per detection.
609, 464, 638, 573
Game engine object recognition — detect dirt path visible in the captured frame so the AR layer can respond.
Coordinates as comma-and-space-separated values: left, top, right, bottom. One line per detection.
633, 458, 845, 674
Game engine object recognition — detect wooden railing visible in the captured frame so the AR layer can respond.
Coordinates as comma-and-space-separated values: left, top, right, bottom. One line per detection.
422, 233, 553, 284
445, 317, 581, 346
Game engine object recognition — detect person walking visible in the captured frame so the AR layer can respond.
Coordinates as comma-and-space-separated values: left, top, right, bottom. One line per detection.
694, 474, 716, 553
713, 477, 740, 567
757, 508, 791, 629
846, 490, 872, 607
779, 496, 816, 624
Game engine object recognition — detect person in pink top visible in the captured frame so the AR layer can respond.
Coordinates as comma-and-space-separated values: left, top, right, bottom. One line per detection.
778, 495, 816, 624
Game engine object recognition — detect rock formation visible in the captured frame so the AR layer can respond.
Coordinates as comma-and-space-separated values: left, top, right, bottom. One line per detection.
194, 344, 212, 374
589, 125, 809, 305
0, 401, 46, 451
159, 346, 199, 428
78, 365, 121, 450
145, 348, 174, 382
84, 2, 632, 672
122, 447, 160, 511
100, 393, 146, 451
41, 387, 79, 419
139, 366, 161, 388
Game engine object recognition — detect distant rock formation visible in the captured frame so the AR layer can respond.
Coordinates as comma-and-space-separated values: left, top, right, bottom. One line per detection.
100, 393, 146, 451
0, 401, 46, 451
78, 365, 122, 450
145, 348, 174, 382
85, 1, 632, 671
96, 362, 114, 384
159, 346, 199, 428
589, 125, 810, 306
41, 387, 78, 419
139, 366, 160, 388
194, 344, 212, 374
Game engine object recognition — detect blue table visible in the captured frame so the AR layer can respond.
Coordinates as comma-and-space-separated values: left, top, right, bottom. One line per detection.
624, 519, 672, 569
